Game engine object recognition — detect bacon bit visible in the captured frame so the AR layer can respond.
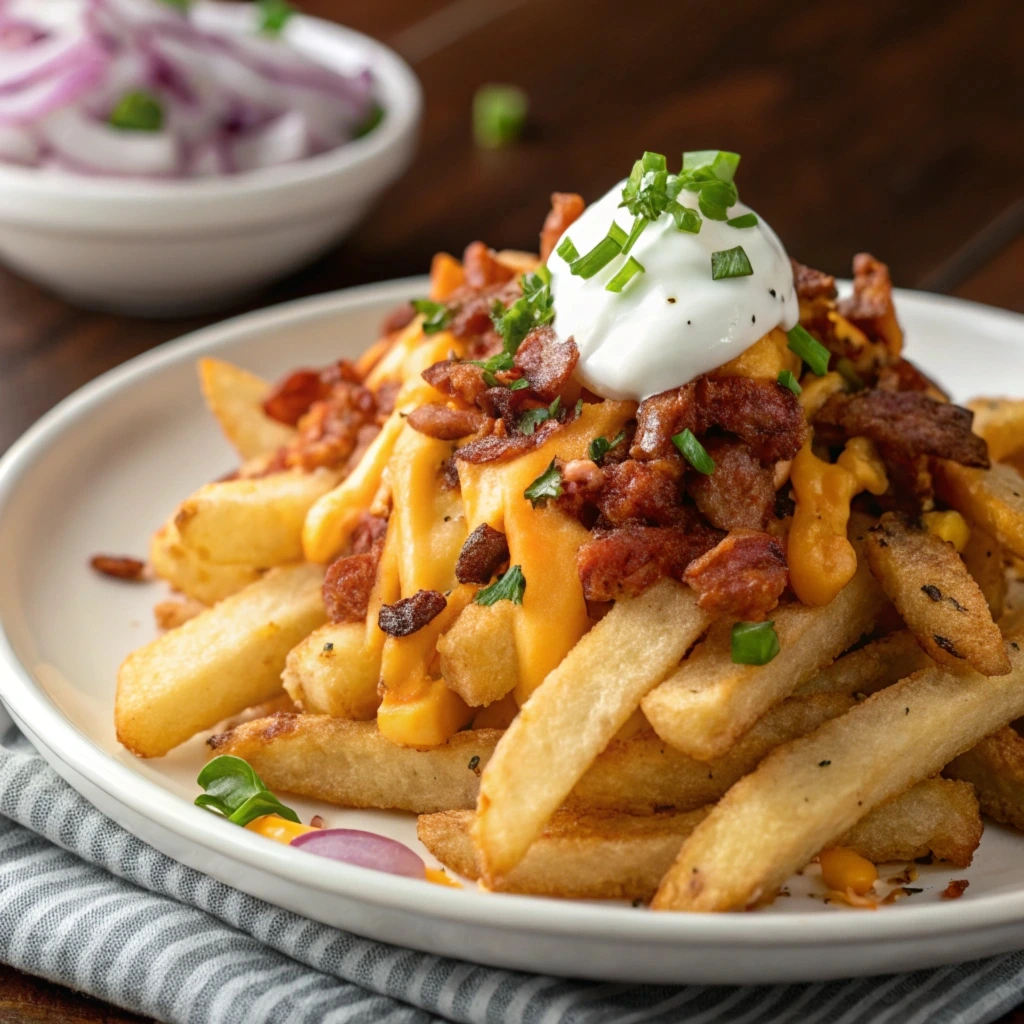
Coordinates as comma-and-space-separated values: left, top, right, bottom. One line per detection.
462, 241, 516, 291
350, 514, 389, 555
282, 380, 382, 472
380, 302, 416, 336
513, 327, 579, 402
407, 403, 490, 440
448, 280, 521, 340
683, 530, 788, 620
323, 551, 381, 624
838, 253, 894, 322
941, 878, 969, 900
378, 589, 448, 637
562, 459, 605, 488
263, 361, 362, 426
456, 418, 559, 464
876, 358, 949, 400
90, 554, 147, 581
422, 360, 489, 405
540, 192, 585, 262
310, 815, 326, 829
153, 598, 206, 630
687, 439, 775, 531
594, 458, 686, 527
456, 524, 510, 584
791, 258, 837, 301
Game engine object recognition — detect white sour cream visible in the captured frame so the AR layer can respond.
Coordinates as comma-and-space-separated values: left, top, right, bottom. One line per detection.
548, 180, 799, 401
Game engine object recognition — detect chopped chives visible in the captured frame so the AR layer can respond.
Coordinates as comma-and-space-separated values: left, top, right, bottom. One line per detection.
556, 236, 580, 263
777, 369, 802, 395
787, 324, 831, 376
473, 84, 528, 148
726, 212, 758, 229
672, 428, 715, 475
257, 0, 295, 35
711, 246, 754, 280
606, 256, 645, 293
668, 201, 702, 233
621, 215, 649, 256
570, 236, 622, 279
731, 621, 780, 665
607, 221, 628, 247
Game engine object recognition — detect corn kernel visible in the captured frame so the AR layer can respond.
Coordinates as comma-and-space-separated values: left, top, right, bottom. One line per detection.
819, 846, 878, 895
921, 510, 971, 553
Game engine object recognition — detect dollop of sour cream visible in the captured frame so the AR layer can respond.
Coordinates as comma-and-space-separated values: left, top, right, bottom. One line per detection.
547, 181, 799, 401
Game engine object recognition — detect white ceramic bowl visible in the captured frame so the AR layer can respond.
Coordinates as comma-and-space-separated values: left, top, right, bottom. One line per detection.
0, 5, 421, 317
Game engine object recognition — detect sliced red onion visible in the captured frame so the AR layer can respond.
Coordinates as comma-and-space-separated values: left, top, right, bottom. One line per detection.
0, 54, 108, 125
0, 124, 39, 164
290, 829, 426, 879
232, 110, 309, 172
42, 105, 178, 176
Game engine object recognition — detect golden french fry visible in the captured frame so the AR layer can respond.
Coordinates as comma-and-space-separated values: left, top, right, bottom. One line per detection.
960, 524, 1006, 620
865, 513, 1009, 676
474, 580, 712, 882
946, 727, 1024, 832
198, 358, 296, 460
438, 601, 519, 707
116, 563, 325, 757
795, 630, 931, 697
150, 522, 262, 605
967, 397, 1024, 462
642, 560, 883, 761
175, 468, 340, 568
934, 460, 1024, 561
652, 636, 1024, 911
153, 597, 206, 631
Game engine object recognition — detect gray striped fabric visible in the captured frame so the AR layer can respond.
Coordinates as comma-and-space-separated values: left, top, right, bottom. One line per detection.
1, 723, 1023, 1024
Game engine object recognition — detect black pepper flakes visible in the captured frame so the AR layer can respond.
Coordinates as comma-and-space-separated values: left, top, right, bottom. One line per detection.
921, 584, 942, 602
322, 642, 334, 652
467, 755, 480, 772
818, 760, 831, 767
933, 634, 965, 658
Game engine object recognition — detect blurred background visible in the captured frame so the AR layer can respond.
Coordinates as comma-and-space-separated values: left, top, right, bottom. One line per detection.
1, 0, 1022, 452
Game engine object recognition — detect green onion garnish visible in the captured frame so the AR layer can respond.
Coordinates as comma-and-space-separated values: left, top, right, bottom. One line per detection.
556, 236, 580, 263
475, 565, 526, 606
354, 103, 385, 139
711, 246, 754, 280
607, 221, 628, 247
519, 397, 561, 435
835, 357, 866, 391
727, 213, 758, 229
787, 324, 831, 376
731, 621, 780, 665
777, 369, 802, 395
606, 256, 645, 293
570, 236, 622, 279
258, 0, 296, 35
672, 429, 715, 474
620, 216, 649, 256
668, 202, 702, 233
109, 91, 164, 132
196, 755, 300, 828
682, 149, 740, 182
588, 430, 626, 463
159, 0, 191, 9
524, 460, 563, 507
691, 179, 739, 221
473, 84, 528, 149
508, 378, 530, 391
411, 299, 452, 335
490, 265, 554, 354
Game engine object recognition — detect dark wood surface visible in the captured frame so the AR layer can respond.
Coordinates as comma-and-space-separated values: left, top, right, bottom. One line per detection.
1, 0, 1022, 1018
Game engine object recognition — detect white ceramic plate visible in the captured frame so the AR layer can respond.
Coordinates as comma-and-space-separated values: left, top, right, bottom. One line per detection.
1, 279, 1023, 986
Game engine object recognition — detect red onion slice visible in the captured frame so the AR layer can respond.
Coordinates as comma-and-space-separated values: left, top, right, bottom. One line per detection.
290, 829, 426, 879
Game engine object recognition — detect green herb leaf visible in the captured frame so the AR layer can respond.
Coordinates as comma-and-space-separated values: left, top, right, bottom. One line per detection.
777, 369, 803, 395
411, 299, 452, 335
470, 351, 515, 374
606, 256, 645, 293
787, 324, 831, 376
556, 235, 580, 263
682, 150, 740, 182
109, 91, 164, 132
508, 378, 530, 391
257, 0, 296, 35
474, 564, 526, 606
159, 0, 191, 9
473, 84, 528, 149
354, 103, 385, 139
570, 235, 622, 279
490, 265, 554, 354
667, 201, 702, 233
519, 397, 561, 435
835, 357, 866, 391
731, 620, 780, 665
196, 755, 300, 827
726, 212, 758, 229
711, 246, 754, 280
588, 429, 626, 463
672, 428, 715, 474
524, 459, 563, 506
690, 178, 738, 220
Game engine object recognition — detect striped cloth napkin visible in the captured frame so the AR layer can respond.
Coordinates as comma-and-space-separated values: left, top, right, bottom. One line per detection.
1, 716, 1023, 1024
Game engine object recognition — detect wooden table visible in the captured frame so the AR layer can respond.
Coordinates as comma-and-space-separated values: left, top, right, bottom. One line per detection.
0, 0, 1021, 1018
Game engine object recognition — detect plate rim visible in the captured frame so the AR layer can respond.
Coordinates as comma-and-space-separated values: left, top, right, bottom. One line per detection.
1, 278, 1023, 951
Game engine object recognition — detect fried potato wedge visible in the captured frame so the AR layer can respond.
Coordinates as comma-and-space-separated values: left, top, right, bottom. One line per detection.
652, 636, 1024, 911
282, 622, 381, 720
865, 513, 1009, 676
198, 358, 296, 460
961, 525, 1006, 620
437, 601, 519, 708
175, 468, 340, 568
946, 727, 1024, 832
796, 630, 932, 697
474, 580, 712, 882
116, 563, 325, 757
150, 522, 262, 605
967, 397, 1024, 463
934, 461, 1024, 561
421, 778, 979, 900
642, 561, 883, 761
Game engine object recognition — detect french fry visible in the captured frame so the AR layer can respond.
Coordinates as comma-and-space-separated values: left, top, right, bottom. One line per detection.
198, 358, 296, 460
641, 561, 883, 761
795, 630, 931, 697
960, 524, 1006, 620
149, 522, 261, 605
420, 778, 980, 900
946, 727, 1024, 832
437, 601, 519, 707
115, 563, 325, 757
473, 581, 713, 881
153, 597, 206, 631
652, 636, 1024, 911
967, 397, 1024, 462
282, 622, 381, 720
934, 460, 1024, 561
864, 513, 1009, 676
175, 468, 340, 568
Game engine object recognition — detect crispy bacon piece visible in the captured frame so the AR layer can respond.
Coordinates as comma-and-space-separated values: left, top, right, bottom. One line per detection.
456, 418, 559, 464
513, 327, 579, 402
381, 302, 416, 336
463, 241, 517, 291
940, 879, 969, 900
323, 552, 379, 624
263, 361, 361, 426
283, 381, 381, 472
477, 385, 533, 426
876, 358, 949, 400
350, 513, 388, 555
90, 554, 146, 581
456, 524, 510, 584
595, 458, 685, 527
378, 589, 447, 637
791, 258, 837, 301
422, 360, 489, 405
439, 455, 461, 491
815, 390, 989, 468
687, 440, 776, 531
406, 403, 489, 440
683, 530, 787, 620
838, 253, 895, 322
540, 192, 585, 262
633, 376, 807, 464
448, 279, 521, 340
577, 521, 723, 602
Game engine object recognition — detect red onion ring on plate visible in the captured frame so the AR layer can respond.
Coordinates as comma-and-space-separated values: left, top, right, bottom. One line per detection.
290, 828, 427, 879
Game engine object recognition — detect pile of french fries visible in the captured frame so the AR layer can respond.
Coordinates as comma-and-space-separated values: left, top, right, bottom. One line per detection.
114, 251, 1024, 911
